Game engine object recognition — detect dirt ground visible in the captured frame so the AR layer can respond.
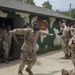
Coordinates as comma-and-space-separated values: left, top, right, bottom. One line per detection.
0, 50, 74, 75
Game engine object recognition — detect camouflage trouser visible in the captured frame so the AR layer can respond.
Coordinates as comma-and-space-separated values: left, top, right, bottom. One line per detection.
62, 41, 70, 55
2, 40, 9, 59
0, 37, 3, 55
18, 51, 36, 72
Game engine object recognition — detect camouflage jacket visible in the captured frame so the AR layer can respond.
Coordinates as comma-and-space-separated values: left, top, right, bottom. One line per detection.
3, 29, 12, 43
62, 27, 71, 41
68, 34, 75, 48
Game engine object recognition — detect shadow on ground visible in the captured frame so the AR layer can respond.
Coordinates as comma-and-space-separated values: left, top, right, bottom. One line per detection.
23, 70, 61, 75
35, 70, 60, 75
0, 59, 41, 69
0, 50, 61, 69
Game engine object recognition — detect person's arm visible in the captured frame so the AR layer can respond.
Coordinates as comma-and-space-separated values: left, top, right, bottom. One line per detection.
68, 37, 75, 47
9, 28, 29, 35
39, 31, 53, 36
69, 27, 75, 36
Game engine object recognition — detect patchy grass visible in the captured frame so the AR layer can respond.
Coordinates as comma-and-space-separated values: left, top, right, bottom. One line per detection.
37, 45, 62, 55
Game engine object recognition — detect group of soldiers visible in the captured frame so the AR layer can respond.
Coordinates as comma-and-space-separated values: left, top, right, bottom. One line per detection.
0, 22, 12, 64
1, 21, 75, 75
59, 22, 75, 75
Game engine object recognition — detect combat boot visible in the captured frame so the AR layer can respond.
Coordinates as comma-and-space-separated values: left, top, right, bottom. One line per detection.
69, 52, 71, 58
18, 71, 23, 75
5, 58, 9, 64
26, 68, 33, 75
62, 69, 69, 75
61, 54, 69, 59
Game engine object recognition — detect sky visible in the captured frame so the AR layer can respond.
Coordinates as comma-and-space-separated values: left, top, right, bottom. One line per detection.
34, 0, 75, 11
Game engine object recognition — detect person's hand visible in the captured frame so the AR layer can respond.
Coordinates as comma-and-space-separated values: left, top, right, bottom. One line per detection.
61, 36, 65, 39
9, 29, 16, 33
13, 29, 16, 32
50, 34, 53, 36
61, 28, 63, 30
9, 30, 13, 33
72, 40, 75, 44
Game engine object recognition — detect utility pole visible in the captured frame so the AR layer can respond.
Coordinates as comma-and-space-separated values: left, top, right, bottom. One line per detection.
70, 3, 71, 17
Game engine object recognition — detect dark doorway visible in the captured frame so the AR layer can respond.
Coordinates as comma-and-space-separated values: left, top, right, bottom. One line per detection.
0, 17, 14, 62
0, 17, 14, 29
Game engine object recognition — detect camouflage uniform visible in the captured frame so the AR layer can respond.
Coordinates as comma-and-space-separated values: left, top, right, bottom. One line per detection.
69, 27, 75, 36
10, 28, 53, 75
0, 27, 4, 56
61, 26, 71, 59
2, 29, 12, 63
69, 27, 75, 58
68, 34, 75, 67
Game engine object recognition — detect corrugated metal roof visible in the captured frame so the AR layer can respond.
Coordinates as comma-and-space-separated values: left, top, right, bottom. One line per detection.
0, 0, 75, 20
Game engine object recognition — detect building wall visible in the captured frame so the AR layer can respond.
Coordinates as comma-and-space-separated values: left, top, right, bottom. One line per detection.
0, 10, 72, 58
29, 15, 63, 50
0, 10, 25, 58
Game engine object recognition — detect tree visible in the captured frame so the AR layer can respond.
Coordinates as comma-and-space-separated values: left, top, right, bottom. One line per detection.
42, 1, 52, 10
58, 8, 75, 18
55, 9, 60, 12
17, 0, 35, 5
59, 11, 70, 17
71, 8, 75, 18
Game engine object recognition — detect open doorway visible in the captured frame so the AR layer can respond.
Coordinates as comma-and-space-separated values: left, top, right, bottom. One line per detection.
0, 17, 14, 62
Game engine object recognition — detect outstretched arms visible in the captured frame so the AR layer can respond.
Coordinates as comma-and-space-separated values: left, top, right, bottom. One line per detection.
39, 31, 53, 36
9, 28, 29, 35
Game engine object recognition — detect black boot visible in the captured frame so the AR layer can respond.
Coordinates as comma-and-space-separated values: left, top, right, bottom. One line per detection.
5, 58, 9, 64
26, 68, 33, 75
61, 54, 69, 59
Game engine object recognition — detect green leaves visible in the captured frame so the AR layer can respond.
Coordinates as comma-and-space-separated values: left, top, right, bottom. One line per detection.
42, 1, 52, 10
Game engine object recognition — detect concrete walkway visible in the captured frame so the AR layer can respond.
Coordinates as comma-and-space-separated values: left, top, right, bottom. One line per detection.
0, 50, 74, 75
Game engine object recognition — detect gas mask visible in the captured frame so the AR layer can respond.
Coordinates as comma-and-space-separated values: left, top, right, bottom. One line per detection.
33, 21, 39, 31
23, 22, 29, 28
7, 25, 11, 31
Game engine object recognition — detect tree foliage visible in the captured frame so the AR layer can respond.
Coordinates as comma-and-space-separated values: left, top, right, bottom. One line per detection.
60, 11, 70, 17
42, 1, 52, 10
17, 0, 35, 5
55, 8, 75, 18
71, 8, 75, 18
